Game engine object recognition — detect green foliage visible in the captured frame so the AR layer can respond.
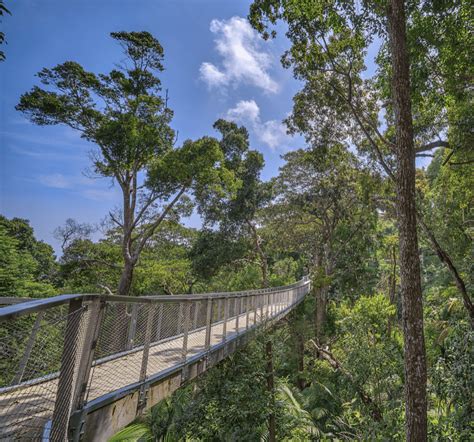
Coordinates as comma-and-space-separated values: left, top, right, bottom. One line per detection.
430, 323, 473, 440
266, 144, 379, 299
275, 383, 322, 440
304, 295, 405, 439
422, 149, 473, 286
0, 216, 57, 297
334, 295, 404, 410
108, 423, 153, 442
189, 230, 250, 281
175, 340, 271, 441
59, 237, 121, 294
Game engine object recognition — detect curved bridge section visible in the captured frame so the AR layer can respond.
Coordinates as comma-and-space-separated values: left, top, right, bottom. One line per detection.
0, 277, 310, 441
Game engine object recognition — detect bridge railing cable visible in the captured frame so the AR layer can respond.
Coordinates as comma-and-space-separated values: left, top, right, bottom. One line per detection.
0, 276, 310, 440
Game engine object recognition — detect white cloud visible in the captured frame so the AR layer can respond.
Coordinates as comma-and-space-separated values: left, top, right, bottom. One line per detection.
200, 62, 227, 87
81, 188, 119, 202
36, 173, 120, 202
226, 99, 290, 150
226, 99, 260, 122
38, 173, 72, 189
200, 17, 279, 93
257, 120, 289, 150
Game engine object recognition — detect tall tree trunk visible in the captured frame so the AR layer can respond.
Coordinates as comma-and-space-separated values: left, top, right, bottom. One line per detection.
248, 220, 269, 288
265, 341, 276, 442
387, 1, 427, 440
289, 316, 307, 390
388, 245, 397, 335
389, 245, 397, 305
117, 177, 136, 297
117, 259, 135, 297
315, 286, 327, 342
295, 330, 306, 390
113, 259, 135, 351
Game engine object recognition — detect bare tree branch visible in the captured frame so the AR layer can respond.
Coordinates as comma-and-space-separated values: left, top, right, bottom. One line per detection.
415, 140, 450, 153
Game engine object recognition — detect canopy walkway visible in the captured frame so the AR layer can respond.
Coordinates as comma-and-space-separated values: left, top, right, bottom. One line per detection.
0, 277, 310, 441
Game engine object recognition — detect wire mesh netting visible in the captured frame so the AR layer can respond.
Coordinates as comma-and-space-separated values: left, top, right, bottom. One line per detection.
0, 278, 310, 440
0, 302, 90, 440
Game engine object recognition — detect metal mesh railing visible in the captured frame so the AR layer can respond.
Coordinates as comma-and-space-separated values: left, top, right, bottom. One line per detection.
0, 277, 310, 440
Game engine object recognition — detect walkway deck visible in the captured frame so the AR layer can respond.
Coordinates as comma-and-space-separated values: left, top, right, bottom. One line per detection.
0, 302, 289, 440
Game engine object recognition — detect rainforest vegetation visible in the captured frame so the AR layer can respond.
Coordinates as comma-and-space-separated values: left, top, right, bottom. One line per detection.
1, 0, 472, 440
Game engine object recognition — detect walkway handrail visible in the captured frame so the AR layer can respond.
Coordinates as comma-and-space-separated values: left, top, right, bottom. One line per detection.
0, 276, 310, 321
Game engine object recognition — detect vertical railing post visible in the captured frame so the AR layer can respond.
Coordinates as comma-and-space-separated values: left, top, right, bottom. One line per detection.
177, 302, 184, 335
254, 295, 258, 325
72, 298, 105, 412
51, 298, 84, 441
156, 303, 163, 342
222, 296, 229, 342
139, 304, 155, 382
265, 293, 270, 320
193, 301, 199, 330
217, 299, 222, 323
246, 295, 250, 330
181, 301, 191, 362
137, 304, 155, 414
127, 304, 138, 350
235, 296, 240, 334
205, 298, 213, 350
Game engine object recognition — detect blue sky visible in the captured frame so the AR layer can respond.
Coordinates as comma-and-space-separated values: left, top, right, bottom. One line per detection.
0, 1, 427, 256
1, 0, 306, 254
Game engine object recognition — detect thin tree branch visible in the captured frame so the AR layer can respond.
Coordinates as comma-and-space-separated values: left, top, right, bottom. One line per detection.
415, 140, 450, 153
309, 340, 383, 422
134, 185, 187, 257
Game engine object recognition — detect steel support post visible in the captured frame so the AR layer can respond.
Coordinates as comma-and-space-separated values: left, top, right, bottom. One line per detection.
72, 298, 104, 412
204, 298, 213, 350
253, 295, 258, 324
193, 301, 199, 330
156, 303, 163, 342
222, 297, 229, 342
51, 298, 84, 442
217, 299, 222, 322
246, 295, 250, 330
234, 297, 240, 334
139, 305, 155, 382
127, 304, 138, 350
177, 302, 184, 335
181, 302, 191, 362
137, 304, 155, 413
265, 293, 270, 320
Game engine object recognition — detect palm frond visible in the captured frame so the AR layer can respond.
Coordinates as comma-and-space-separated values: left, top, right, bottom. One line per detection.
108, 423, 153, 442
